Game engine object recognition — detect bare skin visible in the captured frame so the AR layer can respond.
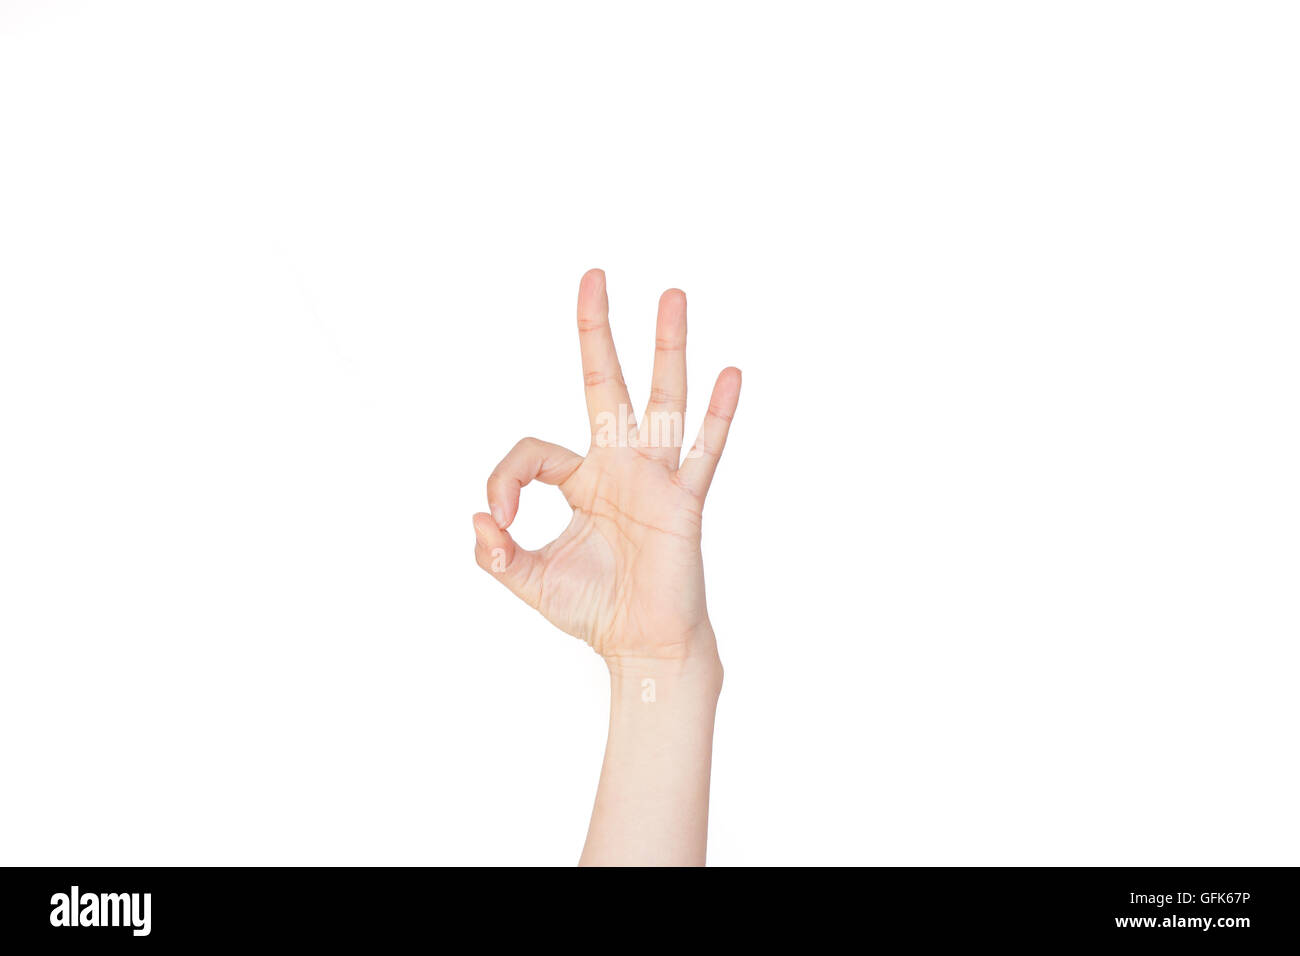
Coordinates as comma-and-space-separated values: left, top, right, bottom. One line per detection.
473, 269, 740, 865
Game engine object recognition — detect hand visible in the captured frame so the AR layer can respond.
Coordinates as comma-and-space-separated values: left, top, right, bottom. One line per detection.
472, 269, 741, 673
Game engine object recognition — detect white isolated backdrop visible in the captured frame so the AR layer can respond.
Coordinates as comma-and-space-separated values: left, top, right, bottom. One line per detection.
1, 2, 1297, 866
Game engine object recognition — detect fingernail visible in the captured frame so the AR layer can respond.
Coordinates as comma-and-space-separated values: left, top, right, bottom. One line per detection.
490, 504, 507, 528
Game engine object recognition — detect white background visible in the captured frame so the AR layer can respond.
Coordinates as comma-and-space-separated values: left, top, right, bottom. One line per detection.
2, 2, 1297, 866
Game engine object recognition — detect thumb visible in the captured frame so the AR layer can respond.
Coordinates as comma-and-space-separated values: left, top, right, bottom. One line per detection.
473, 512, 543, 608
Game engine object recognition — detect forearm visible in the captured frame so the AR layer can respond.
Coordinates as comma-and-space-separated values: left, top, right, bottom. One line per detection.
579, 650, 723, 866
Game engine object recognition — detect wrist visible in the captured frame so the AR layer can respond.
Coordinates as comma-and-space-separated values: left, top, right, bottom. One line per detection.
606, 648, 724, 706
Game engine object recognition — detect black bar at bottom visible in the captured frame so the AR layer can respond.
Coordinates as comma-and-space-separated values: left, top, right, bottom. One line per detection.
0, 866, 1294, 946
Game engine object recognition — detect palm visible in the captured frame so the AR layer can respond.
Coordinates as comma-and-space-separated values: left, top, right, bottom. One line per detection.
473, 270, 740, 665
541, 448, 705, 658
